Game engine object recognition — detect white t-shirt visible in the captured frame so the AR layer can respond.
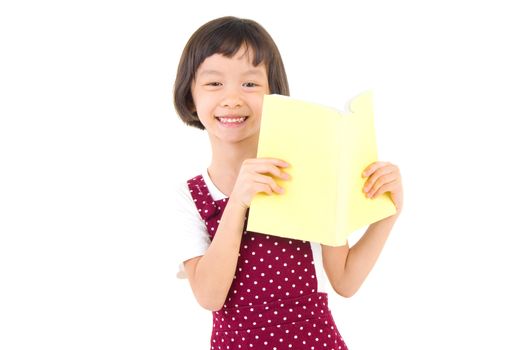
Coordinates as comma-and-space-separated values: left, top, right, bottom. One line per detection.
175, 171, 327, 292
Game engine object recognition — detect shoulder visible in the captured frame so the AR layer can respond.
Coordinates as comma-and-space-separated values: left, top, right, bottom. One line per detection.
175, 178, 193, 206
173, 175, 206, 231
174, 175, 201, 214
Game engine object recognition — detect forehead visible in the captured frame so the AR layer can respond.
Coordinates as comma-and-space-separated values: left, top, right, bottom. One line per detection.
196, 48, 266, 77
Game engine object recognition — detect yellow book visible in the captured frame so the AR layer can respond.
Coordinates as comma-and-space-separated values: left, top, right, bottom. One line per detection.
246, 91, 397, 246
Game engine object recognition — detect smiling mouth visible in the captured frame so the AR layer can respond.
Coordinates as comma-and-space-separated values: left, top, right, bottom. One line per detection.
215, 116, 249, 125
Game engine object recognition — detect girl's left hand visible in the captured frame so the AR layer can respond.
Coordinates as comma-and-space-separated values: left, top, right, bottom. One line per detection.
362, 161, 403, 214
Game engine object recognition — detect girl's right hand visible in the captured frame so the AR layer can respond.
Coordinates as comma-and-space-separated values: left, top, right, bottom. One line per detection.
230, 158, 291, 209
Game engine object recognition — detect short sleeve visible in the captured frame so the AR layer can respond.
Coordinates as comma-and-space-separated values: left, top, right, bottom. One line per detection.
174, 180, 211, 279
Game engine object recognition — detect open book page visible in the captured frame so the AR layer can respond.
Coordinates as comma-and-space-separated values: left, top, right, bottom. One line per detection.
246, 95, 340, 243
338, 92, 397, 238
247, 92, 396, 246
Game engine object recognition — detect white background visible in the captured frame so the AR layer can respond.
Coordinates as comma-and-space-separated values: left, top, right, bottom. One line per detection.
1, 0, 527, 349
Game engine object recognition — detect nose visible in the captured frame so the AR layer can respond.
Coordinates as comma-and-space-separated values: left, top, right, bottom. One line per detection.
220, 87, 243, 108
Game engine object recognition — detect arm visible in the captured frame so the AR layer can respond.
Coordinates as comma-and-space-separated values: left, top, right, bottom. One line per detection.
323, 161, 403, 298
184, 158, 290, 311
183, 199, 247, 311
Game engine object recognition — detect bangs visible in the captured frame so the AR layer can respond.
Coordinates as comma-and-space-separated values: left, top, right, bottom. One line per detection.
191, 19, 274, 75
213, 33, 270, 67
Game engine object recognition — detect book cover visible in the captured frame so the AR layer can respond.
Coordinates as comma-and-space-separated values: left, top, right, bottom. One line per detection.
246, 91, 397, 246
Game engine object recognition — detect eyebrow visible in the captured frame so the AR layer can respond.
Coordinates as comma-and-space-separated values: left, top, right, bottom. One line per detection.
198, 70, 222, 76
197, 69, 266, 77
242, 69, 266, 77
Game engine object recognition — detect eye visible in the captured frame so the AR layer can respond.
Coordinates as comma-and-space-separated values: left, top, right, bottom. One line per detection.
205, 82, 222, 87
243, 82, 258, 88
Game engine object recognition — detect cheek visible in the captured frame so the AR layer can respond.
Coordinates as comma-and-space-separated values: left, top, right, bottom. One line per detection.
191, 91, 207, 115
254, 96, 265, 116
194, 104, 208, 120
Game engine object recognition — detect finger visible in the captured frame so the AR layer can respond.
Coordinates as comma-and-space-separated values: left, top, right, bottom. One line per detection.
365, 170, 397, 194
248, 162, 290, 180
249, 158, 290, 168
369, 179, 399, 199
362, 161, 388, 178
254, 183, 274, 196
253, 174, 284, 194
366, 173, 398, 198
363, 165, 396, 193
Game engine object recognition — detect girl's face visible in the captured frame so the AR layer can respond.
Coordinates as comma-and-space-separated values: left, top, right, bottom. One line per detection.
191, 47, 270, 145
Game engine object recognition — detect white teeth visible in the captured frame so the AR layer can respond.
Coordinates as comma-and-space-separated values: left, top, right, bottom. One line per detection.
218, 117, 246, 123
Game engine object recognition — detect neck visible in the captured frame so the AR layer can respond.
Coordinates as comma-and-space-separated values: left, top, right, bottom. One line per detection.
207, 136, 258, 196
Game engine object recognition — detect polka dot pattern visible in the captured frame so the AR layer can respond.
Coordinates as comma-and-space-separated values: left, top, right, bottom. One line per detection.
188, 175, 348, 349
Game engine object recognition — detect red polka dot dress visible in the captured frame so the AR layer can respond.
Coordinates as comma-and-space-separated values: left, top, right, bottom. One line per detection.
188, 175, 348, 350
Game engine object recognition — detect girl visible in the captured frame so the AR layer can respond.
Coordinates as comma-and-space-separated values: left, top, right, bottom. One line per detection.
173, 16, 403, 349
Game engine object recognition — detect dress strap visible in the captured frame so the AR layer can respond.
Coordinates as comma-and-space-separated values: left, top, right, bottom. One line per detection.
187, 175, 221, 221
